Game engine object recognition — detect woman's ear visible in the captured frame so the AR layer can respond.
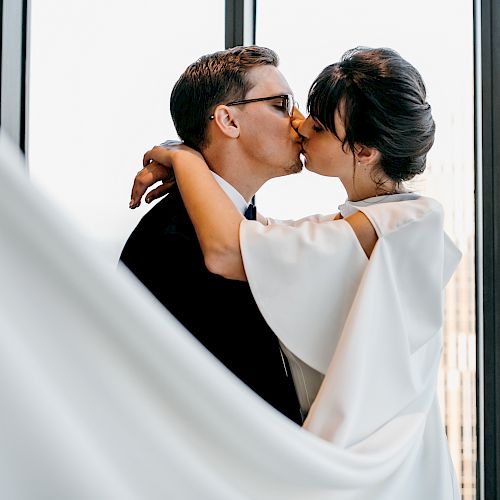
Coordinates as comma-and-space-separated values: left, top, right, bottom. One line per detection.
356, 145, 380, 167
211, 105, 240, 139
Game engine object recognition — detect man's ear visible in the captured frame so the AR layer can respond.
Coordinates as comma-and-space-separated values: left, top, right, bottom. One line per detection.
212, 105, 240, 139
356, 145, 380, 167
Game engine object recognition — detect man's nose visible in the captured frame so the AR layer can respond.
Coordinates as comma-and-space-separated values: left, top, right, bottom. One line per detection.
292, 106, 305, 121
291, 111, 305, 136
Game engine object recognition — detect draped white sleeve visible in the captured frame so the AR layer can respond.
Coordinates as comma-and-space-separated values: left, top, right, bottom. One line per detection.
0, 132, 460, 500
240, 216, 368, 374
240, 196, 462, 499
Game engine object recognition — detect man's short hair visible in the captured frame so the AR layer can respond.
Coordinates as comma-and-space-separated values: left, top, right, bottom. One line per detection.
170, 46, 279, 150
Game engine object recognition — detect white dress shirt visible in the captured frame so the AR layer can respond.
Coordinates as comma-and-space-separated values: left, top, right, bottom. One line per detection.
210, 171, 250, 216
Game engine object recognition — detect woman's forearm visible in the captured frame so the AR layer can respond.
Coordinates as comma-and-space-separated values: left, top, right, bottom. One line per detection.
172, 152, 247, 281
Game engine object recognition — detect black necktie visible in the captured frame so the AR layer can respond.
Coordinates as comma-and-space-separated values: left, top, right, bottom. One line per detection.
244, 203, 256, 220
244, 196, 257, 220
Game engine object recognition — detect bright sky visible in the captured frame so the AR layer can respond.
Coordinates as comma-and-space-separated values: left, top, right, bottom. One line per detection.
27, 0, 473, 260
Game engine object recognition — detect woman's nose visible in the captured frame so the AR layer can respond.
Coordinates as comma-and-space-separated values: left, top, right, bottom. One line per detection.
295, 116, 310, 141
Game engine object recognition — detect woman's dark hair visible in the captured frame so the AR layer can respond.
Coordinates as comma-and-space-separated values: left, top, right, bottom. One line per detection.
170, 46, 278, 150
307, 47, 435, 182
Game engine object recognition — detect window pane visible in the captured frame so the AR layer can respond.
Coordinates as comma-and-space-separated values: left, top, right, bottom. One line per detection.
257, 2, 475, 498
28, 0, 224, 260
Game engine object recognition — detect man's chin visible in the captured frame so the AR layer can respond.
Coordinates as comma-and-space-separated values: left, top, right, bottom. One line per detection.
285, 158, 304, 175
268, 159, 304, 180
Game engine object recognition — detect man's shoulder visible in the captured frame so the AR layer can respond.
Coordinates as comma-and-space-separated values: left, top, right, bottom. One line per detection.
130, 188, 190, 232
138, 188, 186, 223
120, 189, 194, 263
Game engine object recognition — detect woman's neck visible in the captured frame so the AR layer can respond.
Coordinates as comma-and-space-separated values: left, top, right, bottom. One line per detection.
344, 174, 402, 202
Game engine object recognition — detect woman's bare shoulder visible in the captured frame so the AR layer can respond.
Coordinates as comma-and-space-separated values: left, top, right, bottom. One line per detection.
343, 211, 378, 258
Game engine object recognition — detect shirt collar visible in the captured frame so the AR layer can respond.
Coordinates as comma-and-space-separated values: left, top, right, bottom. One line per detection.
210, 171, 249, 216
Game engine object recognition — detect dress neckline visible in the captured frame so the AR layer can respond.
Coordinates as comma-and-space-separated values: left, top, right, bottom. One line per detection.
338, 192, 420, 218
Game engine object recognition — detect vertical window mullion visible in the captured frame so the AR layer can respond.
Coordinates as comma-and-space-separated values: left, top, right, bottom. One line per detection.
0, 0, 28, 153
478, 0, 500, 498
225, 0, 255, 49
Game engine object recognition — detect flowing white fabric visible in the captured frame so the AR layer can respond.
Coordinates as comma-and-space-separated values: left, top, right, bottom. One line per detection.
240, 194, 462, 499
0, 131, 459, 499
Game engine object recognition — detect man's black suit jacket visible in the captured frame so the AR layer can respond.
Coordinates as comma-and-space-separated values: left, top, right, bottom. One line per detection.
120, 186, 302, 424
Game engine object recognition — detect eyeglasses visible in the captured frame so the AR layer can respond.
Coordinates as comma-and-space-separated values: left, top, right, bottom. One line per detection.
209, 94, 298, 120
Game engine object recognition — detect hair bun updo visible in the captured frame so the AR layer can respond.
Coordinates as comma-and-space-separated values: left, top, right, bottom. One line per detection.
307, 47, 436, 183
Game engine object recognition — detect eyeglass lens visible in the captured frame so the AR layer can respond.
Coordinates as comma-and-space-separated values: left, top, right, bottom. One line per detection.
285, 95, 297, 116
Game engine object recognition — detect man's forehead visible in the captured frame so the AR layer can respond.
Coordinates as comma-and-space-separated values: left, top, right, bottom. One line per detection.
245, 65, 293, 97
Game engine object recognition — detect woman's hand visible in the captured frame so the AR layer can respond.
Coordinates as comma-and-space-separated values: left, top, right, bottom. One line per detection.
129, 141, 201, 208
129, 160, 173, 208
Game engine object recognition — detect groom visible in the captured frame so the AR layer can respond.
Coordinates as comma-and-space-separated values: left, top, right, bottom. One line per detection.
120, 46, 303, 423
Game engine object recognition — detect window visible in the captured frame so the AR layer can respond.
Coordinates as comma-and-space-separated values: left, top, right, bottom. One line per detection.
27, 0, 224, 261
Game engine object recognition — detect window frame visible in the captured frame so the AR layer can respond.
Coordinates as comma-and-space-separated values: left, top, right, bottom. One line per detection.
225, 0, 255, 48
0, 0, 28, 152
477, 0, 500, 498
